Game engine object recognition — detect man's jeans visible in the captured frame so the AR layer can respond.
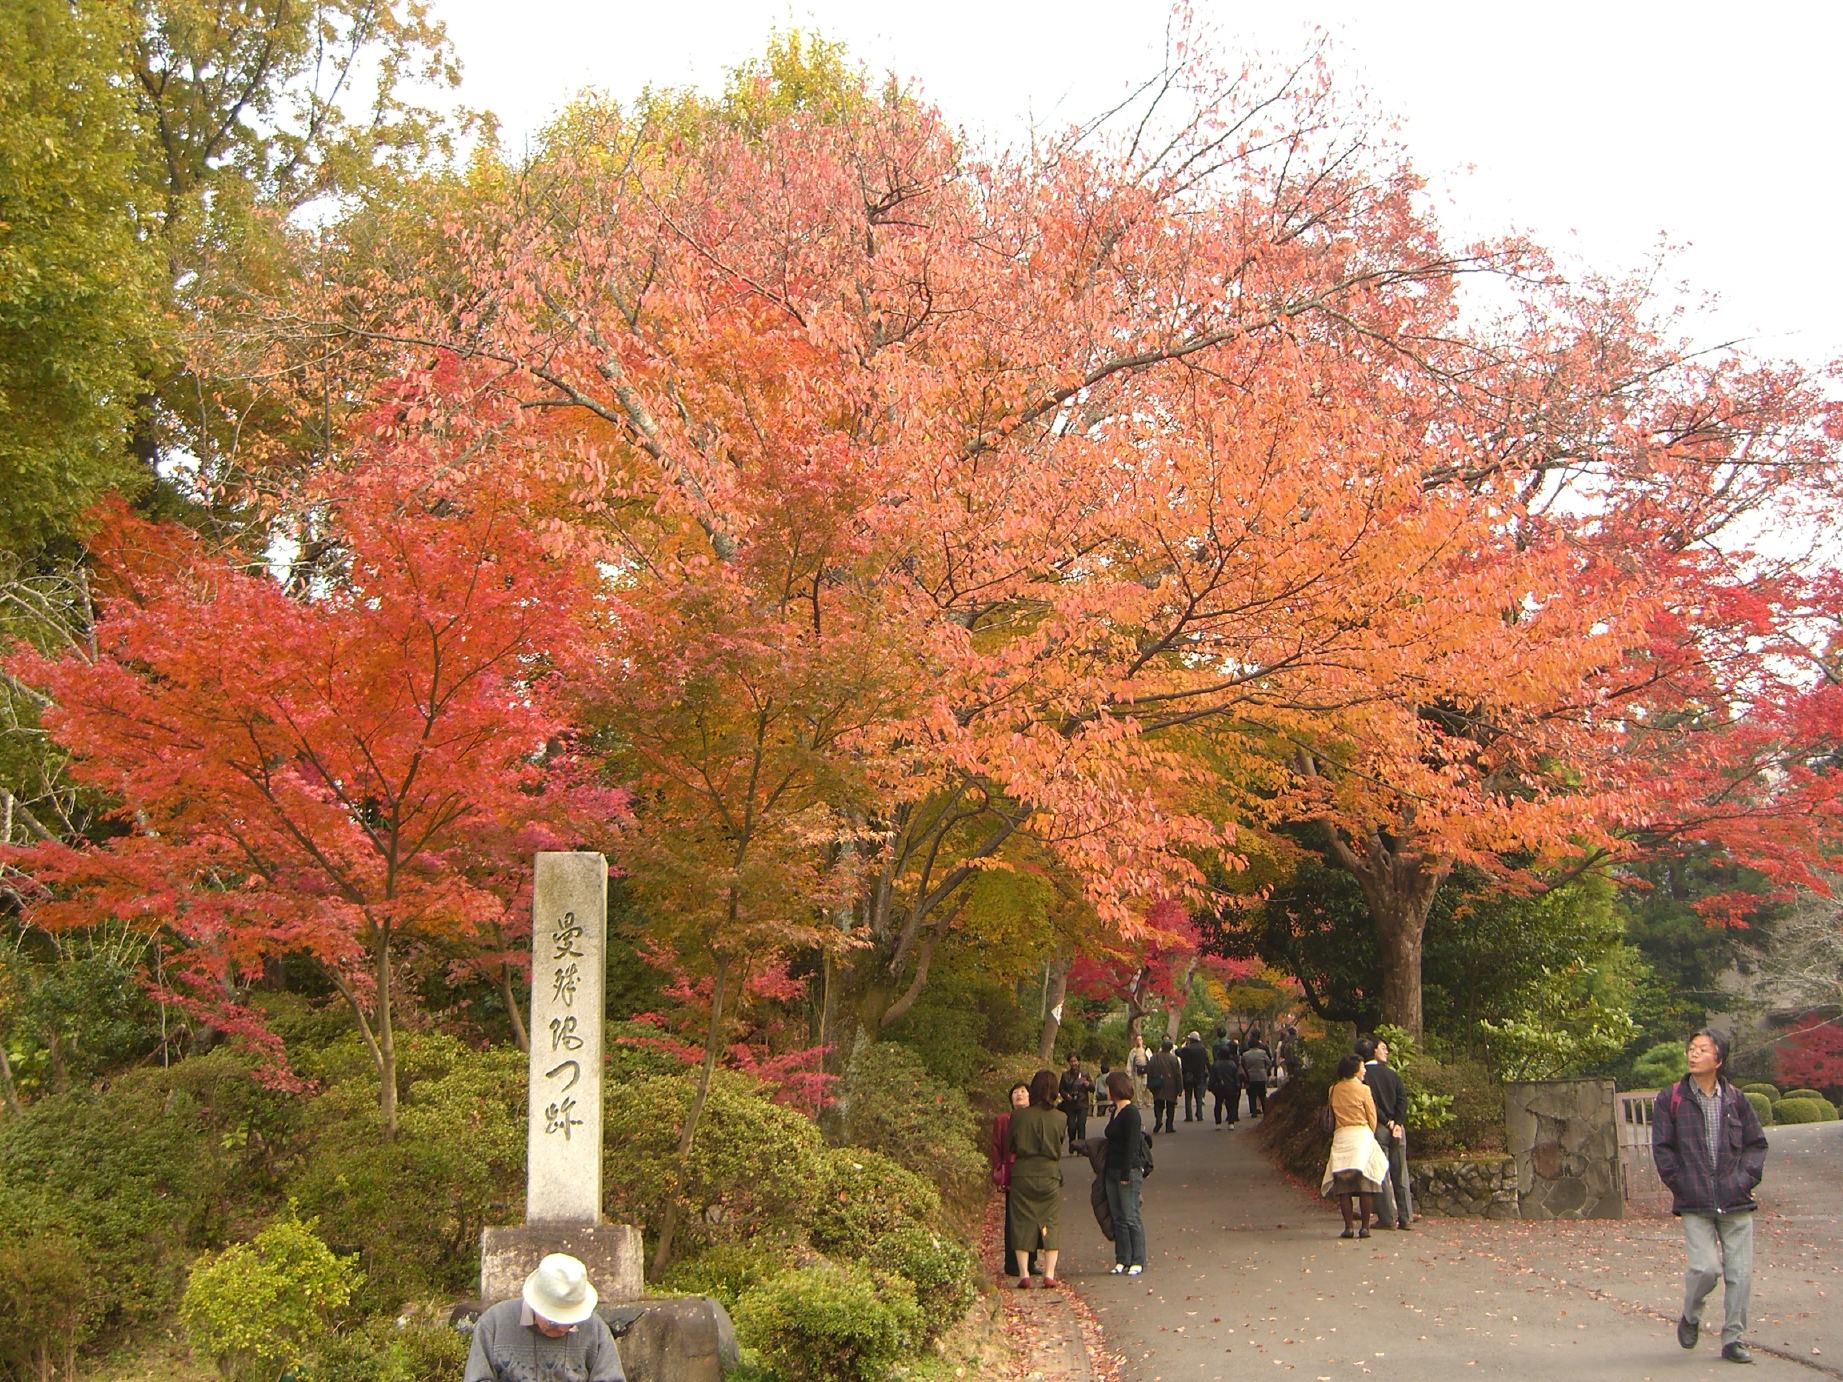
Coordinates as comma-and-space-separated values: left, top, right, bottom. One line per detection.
1105, 1168, 1146, 1267
1065, 1110, 1088, 1147
1153, 1096, 1177, 1132
1378, 1132, 1412, 1226
1683, 1210, 1754, 1346
1183, 1080, 1204, 1121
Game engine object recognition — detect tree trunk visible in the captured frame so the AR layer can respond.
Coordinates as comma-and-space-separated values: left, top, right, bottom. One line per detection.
376, 935, 399, 1139
1036, 950, 1072, 1062
1374, 902, 1428, 1039
1162, 956, 1198, 1045
0, 1042, 21, 1116
1305, 775, 1448, 1042
650, 953, 732, 1278
499, 964, 529, 1054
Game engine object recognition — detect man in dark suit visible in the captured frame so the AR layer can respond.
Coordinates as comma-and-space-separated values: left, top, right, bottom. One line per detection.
1147, 1038, 1184, 1134
1358, 1035, 1412, 1230
1178, 1031, 1210, 1122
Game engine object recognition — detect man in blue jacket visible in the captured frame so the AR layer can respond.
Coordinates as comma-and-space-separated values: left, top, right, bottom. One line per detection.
1650, 1029, 1769, 1365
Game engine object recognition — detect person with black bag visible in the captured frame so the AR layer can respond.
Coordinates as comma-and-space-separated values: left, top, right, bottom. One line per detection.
1208, 1033, 1243, 1127
1101, 1070, 1149, 1275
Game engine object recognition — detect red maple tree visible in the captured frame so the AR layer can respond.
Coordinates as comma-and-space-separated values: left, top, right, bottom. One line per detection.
7, 457, 603, 1131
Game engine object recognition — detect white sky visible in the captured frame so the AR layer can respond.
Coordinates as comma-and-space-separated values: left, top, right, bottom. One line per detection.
436, 0, 1842, 372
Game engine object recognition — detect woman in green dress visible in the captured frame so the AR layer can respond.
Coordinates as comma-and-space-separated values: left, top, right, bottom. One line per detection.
1007, 1068, 1067, 1286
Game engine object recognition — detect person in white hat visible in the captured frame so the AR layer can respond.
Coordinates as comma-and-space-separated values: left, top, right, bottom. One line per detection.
463, 1252, 626, 1381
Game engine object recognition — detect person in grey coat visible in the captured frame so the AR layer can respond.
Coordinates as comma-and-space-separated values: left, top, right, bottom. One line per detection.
1240, 1040, 1273, 1118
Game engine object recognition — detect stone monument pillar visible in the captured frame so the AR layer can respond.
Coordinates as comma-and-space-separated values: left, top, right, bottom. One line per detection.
479, 852, 643, 1304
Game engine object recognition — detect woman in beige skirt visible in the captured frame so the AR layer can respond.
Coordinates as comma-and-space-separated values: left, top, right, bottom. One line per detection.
1321, 1053, 1390, 1239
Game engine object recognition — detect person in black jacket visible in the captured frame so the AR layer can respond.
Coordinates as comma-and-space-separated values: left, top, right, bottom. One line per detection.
1146, 1038, 1183, 1133
1651, 1029, 1768, 1365
1208, 1033, 1242, 1126
1178, 1031, 1209, 1122
1357, 1035, 1411, 1229
1059, 1054, 1095, 1150
1101, 1070, 1148, 1274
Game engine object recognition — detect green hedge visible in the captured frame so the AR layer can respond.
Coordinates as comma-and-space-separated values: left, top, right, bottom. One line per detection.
832, 1042, 985, 1217
1743, 1091, 1774, 1126
864, 1224, 978, 1347
1740, 1082, 1780, 1100
735, 1262, 923, 1382
1773, 1096, 1839, 1124
601, 1071, 829, 1264
0, 1049, 287, 1331
810, 1148, 942, 1251
287, 1036, 525, 1312
1782, 1088, 1827, 1101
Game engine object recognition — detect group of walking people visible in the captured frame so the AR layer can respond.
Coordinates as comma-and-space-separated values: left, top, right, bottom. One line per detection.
987, 1023, 1303, 1284
987, 1024, 1772, 1372
1125, 1026, 1290, 1132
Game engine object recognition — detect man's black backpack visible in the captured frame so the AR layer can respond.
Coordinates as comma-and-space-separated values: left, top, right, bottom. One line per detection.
1140, 1130, 1155, 1177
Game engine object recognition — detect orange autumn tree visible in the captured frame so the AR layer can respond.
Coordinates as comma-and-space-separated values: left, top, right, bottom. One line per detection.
277, 28, 1840, 1044
6, 454, 600, 1133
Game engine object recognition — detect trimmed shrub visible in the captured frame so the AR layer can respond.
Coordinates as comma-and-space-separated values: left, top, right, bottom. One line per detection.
1774, 1096, 1839, 1124
809, 1148, 942, 1252
0, 1230, 94, 1380
0, 1049, 281, 1328
1413, 1055, 1505, 1157
661, 1241, 799, 1312
735, 1262, 923, 1382
300, 1313, 470, 1382
1782, 1088, 1827, 1101
288, 1040, 525, 1311
864, 1224, 978, 1346
833, 1041, 985, 1213
601, 1071, 828, 1261
180, 1215, 360, 1382
1743, 1091, 1774, 1126
1740, 1083, 1781, 1101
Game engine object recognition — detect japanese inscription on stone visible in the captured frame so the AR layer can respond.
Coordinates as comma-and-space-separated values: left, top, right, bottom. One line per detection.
526, 852, 606, 1224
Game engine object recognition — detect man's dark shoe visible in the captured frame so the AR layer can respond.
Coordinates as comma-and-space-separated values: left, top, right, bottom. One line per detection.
1677, 1316, 1699, 1350
1397, 1221, 1412, 1231
1722, 1343, 1754, 1365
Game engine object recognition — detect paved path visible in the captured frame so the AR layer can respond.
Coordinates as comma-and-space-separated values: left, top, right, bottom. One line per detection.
1056, 1110, 1843, 1382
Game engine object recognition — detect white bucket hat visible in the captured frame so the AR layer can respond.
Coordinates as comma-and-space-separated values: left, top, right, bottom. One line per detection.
523, 1253, 598, 1325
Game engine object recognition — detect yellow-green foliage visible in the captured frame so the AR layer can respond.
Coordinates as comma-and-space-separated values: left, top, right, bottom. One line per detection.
0, 0, 155, 552
286, 1034, 525, 1311
179, 1216, 359, 1382
735, 1262, 923, 1382
298, 1314, 470, 1382
1744, 1091, 1774, 1126
0, 1050, 288, 1329
809, 1148, 942, 1252
0, 1231, 93, 1380
601, 1071, 830, 1259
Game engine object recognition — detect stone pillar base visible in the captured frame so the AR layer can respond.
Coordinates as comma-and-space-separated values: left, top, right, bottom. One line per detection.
479, 1222, 643, 1307
619, 1296, 741, 1382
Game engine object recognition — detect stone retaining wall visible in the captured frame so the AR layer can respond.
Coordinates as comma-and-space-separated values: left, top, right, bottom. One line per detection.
1409, 1155, 1519, 1219
1505, 1077, 1623, 1219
